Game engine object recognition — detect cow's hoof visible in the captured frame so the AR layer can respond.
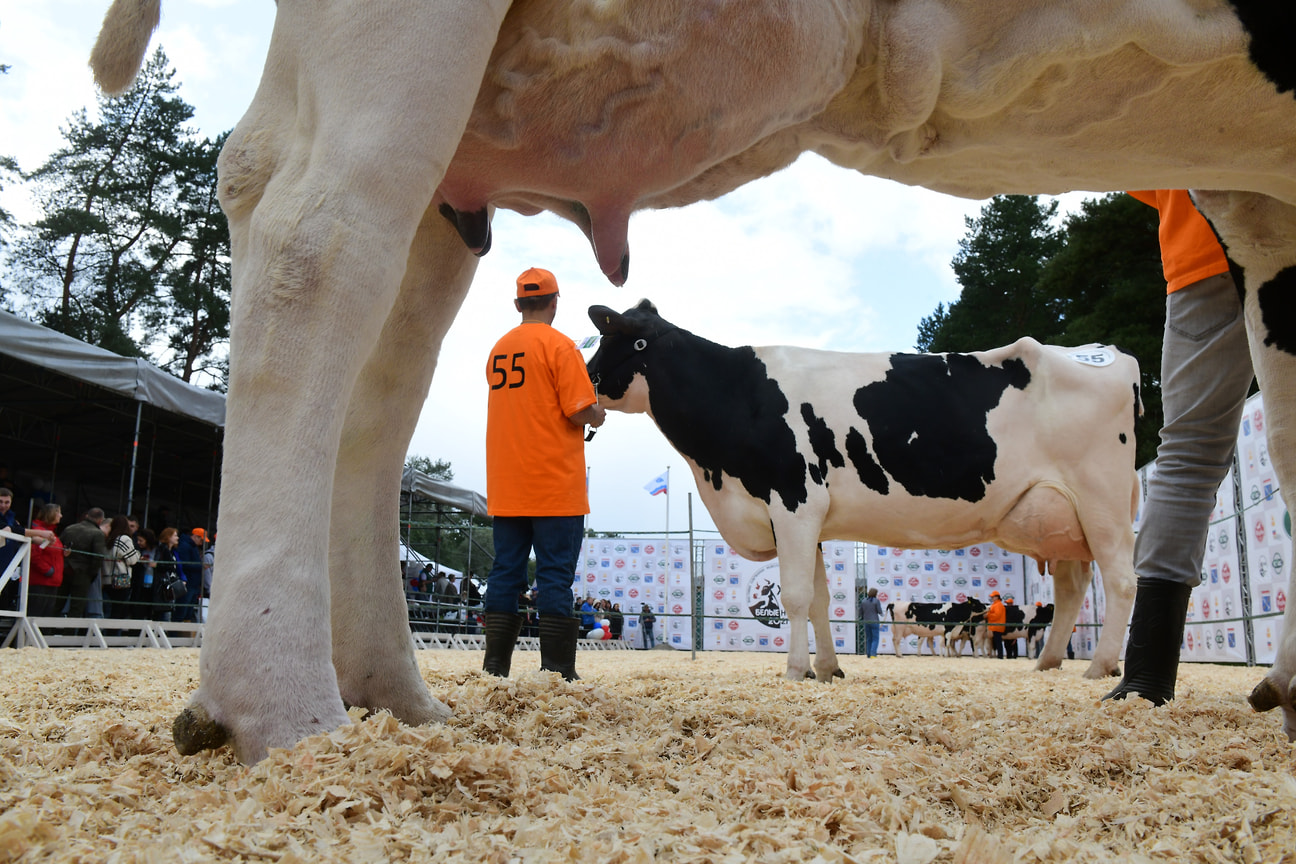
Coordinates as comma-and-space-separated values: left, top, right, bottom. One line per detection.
803, 670, 816, 680
172, 704, 230, 756
832, 668, 845, 679
1249, 676, 1284, 713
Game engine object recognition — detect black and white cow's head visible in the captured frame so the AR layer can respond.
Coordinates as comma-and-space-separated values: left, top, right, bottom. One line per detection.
586, 299, 673, 413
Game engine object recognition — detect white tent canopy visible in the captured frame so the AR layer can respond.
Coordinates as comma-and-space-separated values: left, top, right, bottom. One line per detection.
399, 541, 462, 579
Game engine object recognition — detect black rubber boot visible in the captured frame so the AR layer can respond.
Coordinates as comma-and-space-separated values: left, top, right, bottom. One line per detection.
1104, 579, 1193, 705
482, 612, 525, 677
538, 614, 581, 681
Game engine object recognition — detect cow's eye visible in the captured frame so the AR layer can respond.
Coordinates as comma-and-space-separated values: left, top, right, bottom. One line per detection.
634, 338, 647, 351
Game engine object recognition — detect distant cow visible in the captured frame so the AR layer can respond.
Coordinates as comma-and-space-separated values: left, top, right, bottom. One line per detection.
976, 601, 1057, 658
588, 300, 1140, 682
943, 598, 987, 657
888, 602, 948, 657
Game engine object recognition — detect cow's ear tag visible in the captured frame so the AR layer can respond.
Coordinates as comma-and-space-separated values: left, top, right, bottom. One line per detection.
634, 338, 648, 351
1064, 346, 1115, 367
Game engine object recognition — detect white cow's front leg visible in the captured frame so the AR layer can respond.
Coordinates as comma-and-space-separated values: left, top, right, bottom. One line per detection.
808, 547, 842, 681
171, 0, 510, 763
329, 205, 478, 723
1036, 561, 1088, 672
1195, 190, 1296, 740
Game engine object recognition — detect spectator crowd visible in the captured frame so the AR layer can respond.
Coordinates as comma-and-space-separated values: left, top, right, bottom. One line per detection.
0, 486, 214, 625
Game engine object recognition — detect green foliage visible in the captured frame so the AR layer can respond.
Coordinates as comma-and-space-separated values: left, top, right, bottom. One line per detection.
1039, 194, 1165, 465
916, 193, 1168, 466
917, 195, 1063, 352
7, 48, 231, 388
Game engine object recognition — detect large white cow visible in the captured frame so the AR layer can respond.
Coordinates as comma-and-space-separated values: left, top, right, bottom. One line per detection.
587, 300, 1140, 681
91, 0, 1296, 760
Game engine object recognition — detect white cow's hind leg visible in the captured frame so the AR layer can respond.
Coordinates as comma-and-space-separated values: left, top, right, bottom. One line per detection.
1195, 191, 1296, 741
329, 205, 477, 723
808, 548, 842, 681
172, 0, 510, 763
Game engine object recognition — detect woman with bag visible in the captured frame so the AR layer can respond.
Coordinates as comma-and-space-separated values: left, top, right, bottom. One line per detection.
101, 515, 141, 619
151, 528, 183, 622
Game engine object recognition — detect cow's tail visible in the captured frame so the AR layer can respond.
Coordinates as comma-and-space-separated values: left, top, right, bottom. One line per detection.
90, 0, 162, 94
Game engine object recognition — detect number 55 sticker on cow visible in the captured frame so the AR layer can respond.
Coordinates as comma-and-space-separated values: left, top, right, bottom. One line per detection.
90, 0, 1296, 760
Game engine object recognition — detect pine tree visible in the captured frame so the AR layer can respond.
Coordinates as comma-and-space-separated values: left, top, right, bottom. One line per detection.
9, 47, 228, 375
916, 195, 1063, 353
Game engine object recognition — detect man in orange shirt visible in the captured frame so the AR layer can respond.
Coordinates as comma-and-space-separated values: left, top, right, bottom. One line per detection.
1106, 191, 1254, 705
986, 591, 1007, 660
482, 267, 605, 681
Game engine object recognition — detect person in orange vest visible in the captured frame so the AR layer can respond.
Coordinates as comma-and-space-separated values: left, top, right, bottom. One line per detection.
986, 591, 1007, 660
1106, 191, 1254, 706
481, 267, 606, 681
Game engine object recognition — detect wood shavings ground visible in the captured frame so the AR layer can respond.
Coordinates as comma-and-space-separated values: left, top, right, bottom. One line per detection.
1, 649, 1293, 862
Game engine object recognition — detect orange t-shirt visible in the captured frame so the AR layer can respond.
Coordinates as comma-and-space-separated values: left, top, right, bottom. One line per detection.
1128, 190, 1230, 293
485, 321, 597, 516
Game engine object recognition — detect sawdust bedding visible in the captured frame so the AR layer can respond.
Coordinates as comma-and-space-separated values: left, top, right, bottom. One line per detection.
0, 649, 1293, 864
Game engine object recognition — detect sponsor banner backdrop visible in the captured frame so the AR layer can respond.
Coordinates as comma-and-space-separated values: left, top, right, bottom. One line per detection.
1183, 463, 1247, 663
869, 544, 1027, 655
1236, 394, 1290, 665
579, 537, 692, 648
702, 542, 858, 655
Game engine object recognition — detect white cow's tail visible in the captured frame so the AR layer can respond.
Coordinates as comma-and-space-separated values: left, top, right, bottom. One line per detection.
90, 0, 162, 94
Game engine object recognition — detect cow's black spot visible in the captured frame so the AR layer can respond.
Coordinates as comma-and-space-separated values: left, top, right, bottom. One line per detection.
852, 353, 1031, 502
844, 427, 889, 495
1256, 265, 1296, 356
1119, 432, 1127, 444
801, 402, 844, 487
1227, 1, 1296, 95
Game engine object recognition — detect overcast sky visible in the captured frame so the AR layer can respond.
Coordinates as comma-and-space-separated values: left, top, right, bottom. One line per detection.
1, 1, 1093, 537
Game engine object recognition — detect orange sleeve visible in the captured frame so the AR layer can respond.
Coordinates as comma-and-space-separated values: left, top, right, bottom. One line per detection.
1128, 190, 1230, 293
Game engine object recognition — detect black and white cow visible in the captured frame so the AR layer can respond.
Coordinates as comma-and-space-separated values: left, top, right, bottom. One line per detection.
975, 601, 1057, 658
943, 598, 987, 657
888, 601, 948, 657
587, 300, 1140, 682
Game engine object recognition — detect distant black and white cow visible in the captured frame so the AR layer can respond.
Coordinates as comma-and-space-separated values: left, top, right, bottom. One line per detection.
888, 602, 948, 656
587, 300, 1140, 682
975, 601, 1057, 658
943, 598, 987, 657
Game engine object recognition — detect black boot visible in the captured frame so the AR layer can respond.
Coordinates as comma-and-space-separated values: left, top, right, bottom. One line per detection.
482, 612, 525, 677
1105, 579, 1193, 705
538, 615, 581, 681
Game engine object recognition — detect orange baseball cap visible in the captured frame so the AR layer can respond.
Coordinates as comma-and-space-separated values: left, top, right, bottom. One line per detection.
191, 527, 207, 541
516, 267, 559, 298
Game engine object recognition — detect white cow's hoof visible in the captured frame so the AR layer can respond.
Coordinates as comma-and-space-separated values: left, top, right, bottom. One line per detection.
1082, 662, 1120, 680
172, 704, 228, 756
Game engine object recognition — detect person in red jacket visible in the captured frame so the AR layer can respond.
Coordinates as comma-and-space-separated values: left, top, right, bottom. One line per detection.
27, 503, 65, 617
1106, 191, 1254, 706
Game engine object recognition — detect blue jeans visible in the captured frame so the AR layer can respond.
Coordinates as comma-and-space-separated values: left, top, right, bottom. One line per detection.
1136, 273, 1253, 587
863, 621, 881, 657
486, 516, 584, 618
642, 622, 655, 649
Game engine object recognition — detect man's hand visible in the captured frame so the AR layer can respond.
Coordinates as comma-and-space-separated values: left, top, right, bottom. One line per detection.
568, 403, 607, 429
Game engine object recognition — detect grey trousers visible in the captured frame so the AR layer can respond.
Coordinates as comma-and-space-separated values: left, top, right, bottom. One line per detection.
1134, 272, 1255, 587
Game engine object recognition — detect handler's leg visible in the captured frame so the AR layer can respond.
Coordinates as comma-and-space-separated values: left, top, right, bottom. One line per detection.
1107, 271, 1252, 704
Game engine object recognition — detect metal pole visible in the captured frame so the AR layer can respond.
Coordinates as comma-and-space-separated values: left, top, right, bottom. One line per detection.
689, 491, 695, 662
126, 402, 143, 515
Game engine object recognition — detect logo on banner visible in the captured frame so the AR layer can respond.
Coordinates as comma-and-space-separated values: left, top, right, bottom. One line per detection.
746, 564, 787, 629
